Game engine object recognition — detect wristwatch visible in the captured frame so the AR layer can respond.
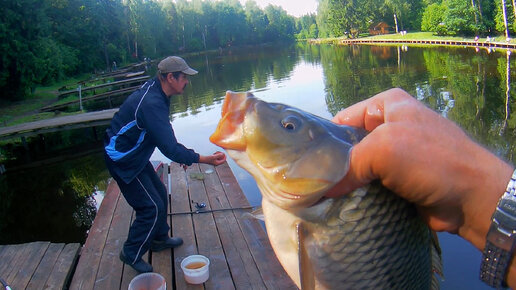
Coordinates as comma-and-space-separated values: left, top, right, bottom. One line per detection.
480, 169, 516, 288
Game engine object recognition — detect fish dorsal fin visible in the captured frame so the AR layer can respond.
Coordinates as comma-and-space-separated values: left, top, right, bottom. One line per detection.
296, 222, 315, 290
430, 230, 444, 290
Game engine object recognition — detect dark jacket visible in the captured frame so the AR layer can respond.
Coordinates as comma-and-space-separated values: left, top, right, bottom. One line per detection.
104, 77, 199, 183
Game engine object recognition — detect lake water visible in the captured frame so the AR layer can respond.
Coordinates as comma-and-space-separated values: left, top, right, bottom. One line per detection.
2, 42, 515, 289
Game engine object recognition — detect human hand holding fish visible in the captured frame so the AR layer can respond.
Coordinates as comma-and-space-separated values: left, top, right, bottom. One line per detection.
198, 151, 226, 166
329, 88, 516, 288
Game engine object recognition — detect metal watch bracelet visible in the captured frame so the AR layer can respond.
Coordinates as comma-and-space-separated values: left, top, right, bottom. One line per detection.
480, 169, 516, 288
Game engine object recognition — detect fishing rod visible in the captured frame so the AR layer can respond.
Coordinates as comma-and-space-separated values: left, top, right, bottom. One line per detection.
0, 278, 11, 290
168, 201, 255, 215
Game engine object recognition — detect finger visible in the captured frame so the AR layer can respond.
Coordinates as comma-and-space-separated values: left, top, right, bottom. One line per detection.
332, 98, 375, 128
332, 88, 413, 131
332, 93, 388, 131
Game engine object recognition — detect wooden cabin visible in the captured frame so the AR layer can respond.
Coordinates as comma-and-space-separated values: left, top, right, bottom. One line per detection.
369, 22, 390, 35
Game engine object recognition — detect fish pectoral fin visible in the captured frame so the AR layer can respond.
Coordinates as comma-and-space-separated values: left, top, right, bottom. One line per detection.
296, 221, 315, 290
240, 207, 265, 221
430, 231, 444, 289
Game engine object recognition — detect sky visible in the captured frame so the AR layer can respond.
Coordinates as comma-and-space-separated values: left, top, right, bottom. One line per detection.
239, 0, 318, 17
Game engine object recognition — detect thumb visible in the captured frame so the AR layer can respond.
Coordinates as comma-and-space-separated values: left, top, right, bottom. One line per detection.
325, 132, 379, 197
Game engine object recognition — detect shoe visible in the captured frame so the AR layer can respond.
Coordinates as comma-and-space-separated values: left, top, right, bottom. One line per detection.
150, 237, 184, 252
119, 250, 153, 273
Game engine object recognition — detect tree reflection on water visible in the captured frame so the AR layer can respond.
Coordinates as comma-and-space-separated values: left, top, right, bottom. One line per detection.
0, 127, 110, 244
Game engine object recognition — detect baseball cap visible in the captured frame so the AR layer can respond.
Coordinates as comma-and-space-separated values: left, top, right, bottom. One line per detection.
158, 56, 198, 75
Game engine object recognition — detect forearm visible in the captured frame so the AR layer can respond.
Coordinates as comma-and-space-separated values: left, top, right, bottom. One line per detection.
455, 142, 514, 287
198, 155, 210, 164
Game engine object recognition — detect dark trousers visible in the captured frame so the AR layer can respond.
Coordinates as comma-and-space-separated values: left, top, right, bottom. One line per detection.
105, 160, 170, 264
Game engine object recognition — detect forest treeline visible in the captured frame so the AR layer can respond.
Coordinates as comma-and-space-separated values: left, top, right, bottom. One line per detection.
312, 0, 513, 39
1, 0, 515, 101
1, 0, 299, 100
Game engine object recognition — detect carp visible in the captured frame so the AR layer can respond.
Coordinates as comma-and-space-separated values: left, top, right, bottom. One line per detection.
210, 91, 442, 289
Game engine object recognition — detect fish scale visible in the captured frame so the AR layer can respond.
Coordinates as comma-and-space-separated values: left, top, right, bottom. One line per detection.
298, 185, 432, 289
210, 91, 442, 289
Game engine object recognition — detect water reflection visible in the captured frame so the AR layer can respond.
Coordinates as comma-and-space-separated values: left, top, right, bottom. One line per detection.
502, 50, 512, 134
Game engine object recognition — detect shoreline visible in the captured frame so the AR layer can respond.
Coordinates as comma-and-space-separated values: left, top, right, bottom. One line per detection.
306, 32, 516, 51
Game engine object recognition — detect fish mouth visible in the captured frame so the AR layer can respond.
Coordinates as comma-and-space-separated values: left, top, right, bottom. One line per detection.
210, 91, 255, 150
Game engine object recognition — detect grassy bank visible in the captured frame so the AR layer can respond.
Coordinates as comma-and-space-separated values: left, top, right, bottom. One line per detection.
310, 31, 516, 45
0, 74, 95, 127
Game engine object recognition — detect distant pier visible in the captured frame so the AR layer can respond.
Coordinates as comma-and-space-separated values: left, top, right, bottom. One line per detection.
338, 38, 516, 50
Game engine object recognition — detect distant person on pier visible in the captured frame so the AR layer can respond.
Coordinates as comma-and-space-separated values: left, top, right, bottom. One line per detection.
103, 56, 226, 273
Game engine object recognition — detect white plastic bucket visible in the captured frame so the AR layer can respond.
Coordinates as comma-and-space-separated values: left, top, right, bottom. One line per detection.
128, 272, 166, 290
180, 255, 210, 284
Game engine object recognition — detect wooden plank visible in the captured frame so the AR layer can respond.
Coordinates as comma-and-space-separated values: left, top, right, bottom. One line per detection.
215, 162, 250, 208
119, 210, 139, 290
170, 163, 203, 290
58, 75, 149, 98
0, 244, 23, 278
43, 243, 80, 289
9, 242, 50, 289
215, 162, 297, 289
152, 163, 174, 288
94, 186, 132, 289
40, 85, 138, 112
0, 108, 118, 140
200, 163, 265, 289
70, 178, 120, 289
26, 243, 65, 289
188, 164, 234, 289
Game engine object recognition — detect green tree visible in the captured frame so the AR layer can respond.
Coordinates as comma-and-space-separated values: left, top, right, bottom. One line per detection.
421, 3, 446, 33
264, 5, 296, 42
443, 0, 484, 35
316, 0, 333, 37
495, 0, 515, 36
295, 14, 318, 39
245, 0, 269, 43
213, 1, 248, 47
385, 0, 425, 31
0, 0, 51, 99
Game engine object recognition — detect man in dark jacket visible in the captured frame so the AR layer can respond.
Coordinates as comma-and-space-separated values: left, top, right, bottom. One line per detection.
104, 56, 226, 273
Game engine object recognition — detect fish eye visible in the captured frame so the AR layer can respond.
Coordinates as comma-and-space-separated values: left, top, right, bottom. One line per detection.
281, 116, 301, 131
283, 122, 295, 130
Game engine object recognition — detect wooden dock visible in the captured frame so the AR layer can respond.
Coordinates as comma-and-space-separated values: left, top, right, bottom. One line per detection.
58, 76, 149, 99
0, 109, 118, 141
70, 161, 297, 289
339, 38, 516, 50
40, 86, 139, 112
0, 242, 80, 289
